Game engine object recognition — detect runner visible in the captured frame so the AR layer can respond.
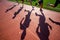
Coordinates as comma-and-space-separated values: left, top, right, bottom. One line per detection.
38, 0, 43, 11
21, 0, 24, 7
29, 0, 33, 7
15, 0, 20, 4
21, 0, 24, 4
48, 0, 60, 7
28, 0, 35, 10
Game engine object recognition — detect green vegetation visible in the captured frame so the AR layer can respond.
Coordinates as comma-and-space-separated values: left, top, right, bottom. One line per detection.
9, 0, 60, 12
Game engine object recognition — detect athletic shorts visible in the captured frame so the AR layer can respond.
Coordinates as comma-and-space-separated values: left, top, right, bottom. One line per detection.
54, 0, 60, 7
38, 0, 43, 4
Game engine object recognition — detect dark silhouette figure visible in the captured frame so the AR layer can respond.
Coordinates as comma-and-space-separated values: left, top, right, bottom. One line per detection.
35, 11, 52, 40
49, 18, 60, 26
20, 9, 34, 40
12, 6, 23, 19
5, 5, 16, 13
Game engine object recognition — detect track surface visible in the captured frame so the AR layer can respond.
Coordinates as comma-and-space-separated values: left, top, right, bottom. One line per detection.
0, 0, 60, 40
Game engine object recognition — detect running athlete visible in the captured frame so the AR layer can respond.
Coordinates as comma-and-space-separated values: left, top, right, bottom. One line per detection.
21, 0, 24, 7
48, 0, 60, 7
38, 0, 43, 11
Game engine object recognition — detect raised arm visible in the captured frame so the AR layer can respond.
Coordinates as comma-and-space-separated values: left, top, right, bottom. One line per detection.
49, 18, 60, 25
35, 12, 41, 16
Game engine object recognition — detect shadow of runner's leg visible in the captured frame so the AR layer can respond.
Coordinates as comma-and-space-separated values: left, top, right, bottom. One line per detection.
5, 5, 16, 13
12, 6, 23, 19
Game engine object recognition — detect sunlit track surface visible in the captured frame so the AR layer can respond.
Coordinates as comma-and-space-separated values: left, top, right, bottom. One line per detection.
0, 0, 60, 40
